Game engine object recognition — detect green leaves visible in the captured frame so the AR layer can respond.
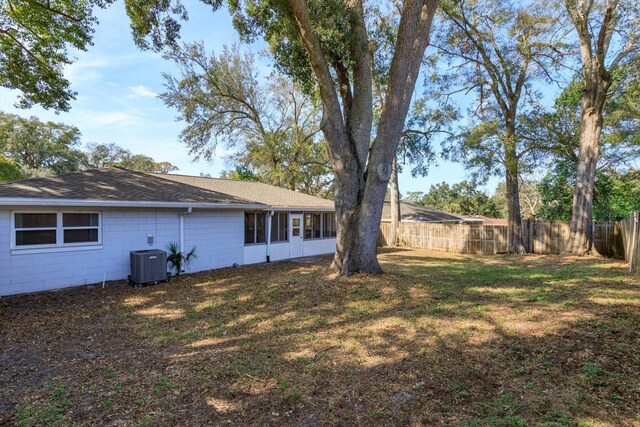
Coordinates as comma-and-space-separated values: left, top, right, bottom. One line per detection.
86, 142, 179, 173
0, 0, 115, 111
417, 180, 504, 217
167, 242, 197, 275
161, 42, 331, 195
0, 112, 86, 176
227, 0, 358, 93
0, 154, 21, 182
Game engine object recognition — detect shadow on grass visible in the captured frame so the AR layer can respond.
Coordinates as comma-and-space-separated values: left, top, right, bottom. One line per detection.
1, 249, 639, 426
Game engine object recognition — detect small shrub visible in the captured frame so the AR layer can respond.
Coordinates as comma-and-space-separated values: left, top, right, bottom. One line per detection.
166, 242, 197, 275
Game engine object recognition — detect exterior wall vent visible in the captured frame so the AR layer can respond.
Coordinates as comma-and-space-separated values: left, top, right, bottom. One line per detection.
130, 250, 167, 284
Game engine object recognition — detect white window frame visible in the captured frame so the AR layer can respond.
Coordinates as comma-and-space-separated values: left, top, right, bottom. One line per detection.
304, 212, 324, 240
322, 212, 337, 238
244, 211, 267, 246
11, 210, 102, 251
270, 212, 289, 243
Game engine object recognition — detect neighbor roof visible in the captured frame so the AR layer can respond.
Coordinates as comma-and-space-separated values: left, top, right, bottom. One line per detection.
0, 168, 334, 210
381, 201, 467, 223
461, 215, 508, 226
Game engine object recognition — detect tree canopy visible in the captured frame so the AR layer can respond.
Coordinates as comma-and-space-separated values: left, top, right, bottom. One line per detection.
0, 112, 86, 176
85, 142, 178, 173
414, 181, 503, 218
0, 0, 115, 112
160, 43, 332, 195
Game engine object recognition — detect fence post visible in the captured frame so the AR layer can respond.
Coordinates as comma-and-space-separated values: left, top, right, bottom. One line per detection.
529, 220, 535, 253
630, 211, 639, 274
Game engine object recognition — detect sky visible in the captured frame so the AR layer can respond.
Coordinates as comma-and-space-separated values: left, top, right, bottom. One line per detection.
0, 1, 497, 195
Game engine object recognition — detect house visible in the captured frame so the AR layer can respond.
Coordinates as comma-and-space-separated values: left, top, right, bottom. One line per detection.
381, 201, 470, 223
461, 215, 508, 226
0, 168, 337, 296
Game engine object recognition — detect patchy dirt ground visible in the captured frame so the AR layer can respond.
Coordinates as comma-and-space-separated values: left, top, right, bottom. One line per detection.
1, 248, 639, 426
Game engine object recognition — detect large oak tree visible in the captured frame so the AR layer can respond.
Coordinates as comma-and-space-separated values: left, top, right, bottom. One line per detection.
125, 0, 440, 274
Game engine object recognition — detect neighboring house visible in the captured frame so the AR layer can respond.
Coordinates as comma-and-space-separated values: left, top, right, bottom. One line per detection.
381, 201, 470, 223
461, 215, 508, 226
0, 168, 337, 296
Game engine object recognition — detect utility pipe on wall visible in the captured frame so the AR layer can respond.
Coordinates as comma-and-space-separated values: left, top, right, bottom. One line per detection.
179, 207, 193, 254
266, 210, 274, 262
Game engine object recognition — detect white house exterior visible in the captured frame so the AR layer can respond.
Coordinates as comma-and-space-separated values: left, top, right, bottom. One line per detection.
0, 168, 336, 296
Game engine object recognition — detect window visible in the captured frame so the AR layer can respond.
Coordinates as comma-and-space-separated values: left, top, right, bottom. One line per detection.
270, 212, 288, 243
63, 213, 99, 244
304, 213, 312, 239
312, 213, 321, 239
323, 212, 337, 238
292, 217, 301, 237
244, 212, 266, 245
244, 213, 255, 244
15, 213, 57, 246
13, 212, 101, 249
304, 213, 322, 239
256, 213, 266, 244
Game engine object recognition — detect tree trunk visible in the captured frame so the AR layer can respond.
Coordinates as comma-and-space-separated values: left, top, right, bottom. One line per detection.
563, 0, 619, 255
566, 95, 604, 255
349, 0, 439, 275
287, 0, 439, 275
504, 123, 525, 254
388, 156, 400, 246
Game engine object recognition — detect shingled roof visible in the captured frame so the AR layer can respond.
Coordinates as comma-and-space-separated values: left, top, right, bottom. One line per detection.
381, 201, 467, 223
0, 168, 334, 210
155, 172, 334, 209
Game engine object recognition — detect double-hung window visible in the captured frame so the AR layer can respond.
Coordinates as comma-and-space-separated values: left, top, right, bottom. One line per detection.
12, 212, 101, 249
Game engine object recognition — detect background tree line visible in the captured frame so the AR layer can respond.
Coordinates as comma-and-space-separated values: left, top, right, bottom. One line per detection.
0, 112, 178, 180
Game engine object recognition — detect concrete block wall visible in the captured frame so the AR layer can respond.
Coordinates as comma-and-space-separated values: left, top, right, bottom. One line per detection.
0, 207, 335, 296
0, 208, 246, 296
182, 210, 244, 273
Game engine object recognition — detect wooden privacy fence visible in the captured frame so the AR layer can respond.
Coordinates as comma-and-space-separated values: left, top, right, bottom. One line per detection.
379, 220, 616, 256
522, 220, 616, 256
615, 212, 640, 274
379, 222, 508, 254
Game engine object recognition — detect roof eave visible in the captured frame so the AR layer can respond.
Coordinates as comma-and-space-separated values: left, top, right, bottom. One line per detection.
0, 198, 267, 210
268, 206, 335, 212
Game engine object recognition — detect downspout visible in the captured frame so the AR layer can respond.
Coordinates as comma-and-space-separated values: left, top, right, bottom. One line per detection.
179, 207, 193, 255
266, 210, 274, 263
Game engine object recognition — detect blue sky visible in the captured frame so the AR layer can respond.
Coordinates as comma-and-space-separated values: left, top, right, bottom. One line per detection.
0, 2, 493, 195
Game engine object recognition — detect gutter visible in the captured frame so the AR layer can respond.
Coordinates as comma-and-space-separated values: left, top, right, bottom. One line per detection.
0, 198, 266, 210
268, 207, 335, 212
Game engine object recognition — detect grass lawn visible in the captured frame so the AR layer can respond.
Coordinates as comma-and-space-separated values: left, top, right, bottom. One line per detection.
1, 248, 639, 426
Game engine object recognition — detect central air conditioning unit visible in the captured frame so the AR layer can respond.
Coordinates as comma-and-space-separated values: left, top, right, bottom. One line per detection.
130, 249, 167, 285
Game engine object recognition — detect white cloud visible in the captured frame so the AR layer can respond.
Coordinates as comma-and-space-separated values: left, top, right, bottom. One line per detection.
128, 85, 158, 98
87, 111, 139, 126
